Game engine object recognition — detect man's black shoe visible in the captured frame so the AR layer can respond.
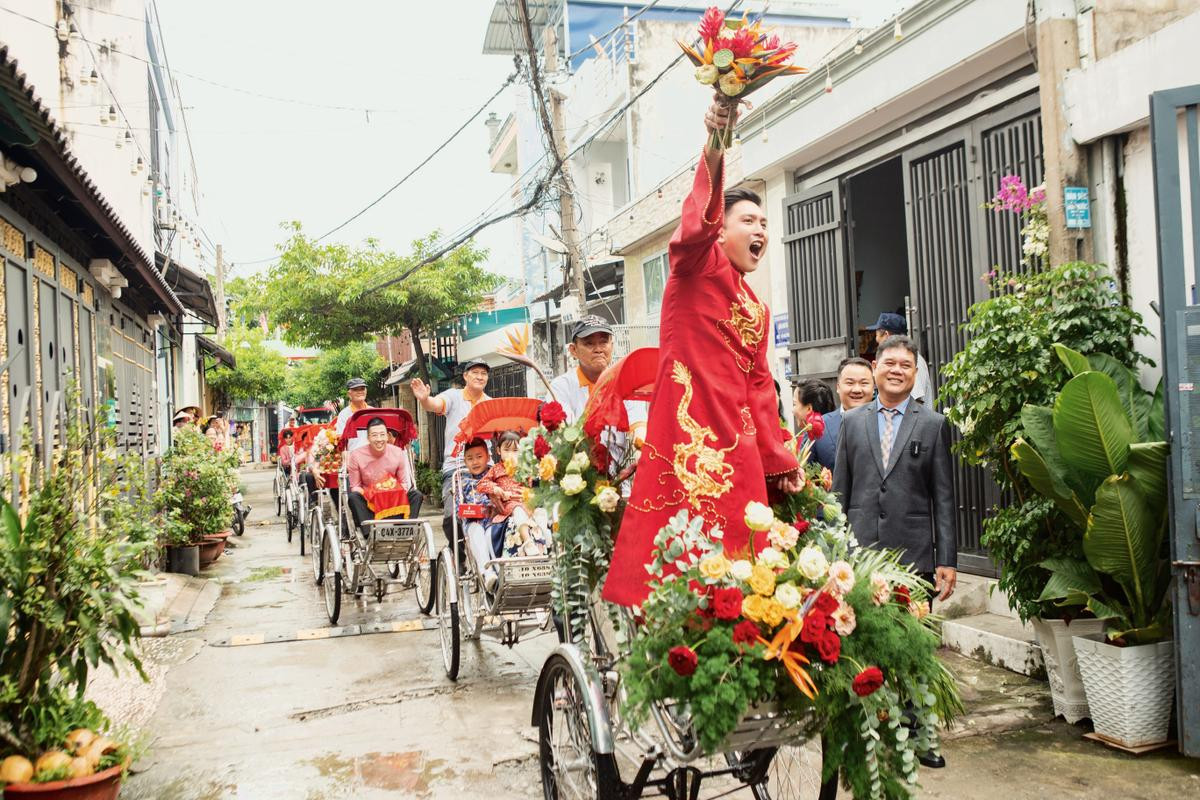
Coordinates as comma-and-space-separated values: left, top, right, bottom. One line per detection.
917, 752, 946, 769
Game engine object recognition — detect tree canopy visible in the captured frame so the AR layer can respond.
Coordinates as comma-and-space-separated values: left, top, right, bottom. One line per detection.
286, 342, 387, 408
261, 224, 501, 382
206, 324, 288, 404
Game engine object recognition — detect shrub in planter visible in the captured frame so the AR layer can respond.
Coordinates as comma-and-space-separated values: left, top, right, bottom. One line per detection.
0, 403, 153, 786
156, 428, 235, 545
939, 262, 1153, 623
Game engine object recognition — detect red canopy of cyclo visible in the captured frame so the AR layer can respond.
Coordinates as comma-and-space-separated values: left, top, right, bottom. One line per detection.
582, 347, 658, 440
337, 408, 418, 451
278, 423, 325, 452
453, 397, 543, 454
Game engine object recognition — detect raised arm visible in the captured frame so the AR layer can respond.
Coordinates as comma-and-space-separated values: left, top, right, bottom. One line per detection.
410, 379, 446, 415
667, 97, 740, 278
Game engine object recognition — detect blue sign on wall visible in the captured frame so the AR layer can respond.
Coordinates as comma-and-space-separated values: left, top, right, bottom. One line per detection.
1064, 186, 1091, 229
773, 313, 790, 346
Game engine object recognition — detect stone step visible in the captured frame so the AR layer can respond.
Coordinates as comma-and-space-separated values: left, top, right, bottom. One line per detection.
941, 612, 1045, 678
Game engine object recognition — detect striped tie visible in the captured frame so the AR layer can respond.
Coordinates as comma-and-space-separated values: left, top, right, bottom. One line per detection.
880, 407, 900, 468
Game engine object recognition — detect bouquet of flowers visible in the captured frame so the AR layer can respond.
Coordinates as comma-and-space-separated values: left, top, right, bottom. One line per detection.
679, 6, 808, 149
363, 476, 409, 519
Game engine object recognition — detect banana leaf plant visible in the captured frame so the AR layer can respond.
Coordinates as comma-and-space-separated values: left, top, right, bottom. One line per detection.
1010, 344, 1170, 644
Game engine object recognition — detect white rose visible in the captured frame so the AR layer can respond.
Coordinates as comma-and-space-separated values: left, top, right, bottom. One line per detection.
796, 545, 829, 581
744, 501, 775, 532
758, 546, 788, 569
730, 559, 753, 581
595, 486, 620, 513
775, 582, 802, 609
560, 473, 586, 496
567, 451, 590, 473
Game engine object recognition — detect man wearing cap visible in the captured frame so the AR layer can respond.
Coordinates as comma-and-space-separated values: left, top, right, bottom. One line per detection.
335, 377, 372, 452
411, 361, 491, 535
867, 312, 932, 403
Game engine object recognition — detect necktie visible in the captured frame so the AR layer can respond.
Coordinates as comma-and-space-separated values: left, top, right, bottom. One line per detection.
880, 407, 900, 468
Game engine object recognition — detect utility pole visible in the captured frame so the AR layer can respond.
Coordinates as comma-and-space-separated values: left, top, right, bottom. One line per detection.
515, 0, 587, 320
214, 244, 227, 343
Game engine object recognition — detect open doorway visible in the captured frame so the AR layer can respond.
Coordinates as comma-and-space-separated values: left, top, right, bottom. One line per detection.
846, 158, 909, 360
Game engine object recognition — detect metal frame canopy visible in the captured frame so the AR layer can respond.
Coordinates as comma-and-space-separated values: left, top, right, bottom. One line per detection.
1151, 83, 1200, 758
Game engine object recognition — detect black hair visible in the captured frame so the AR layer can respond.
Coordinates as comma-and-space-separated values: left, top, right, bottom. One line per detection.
281, 429, 294, 439
795, 379, 836, 415
837, 356, 873, 377
724, 187, 762, 214
463, 437, 489, 455
365, 416, 389, 431
877, 334, 919, 361
492, 430, 522, 461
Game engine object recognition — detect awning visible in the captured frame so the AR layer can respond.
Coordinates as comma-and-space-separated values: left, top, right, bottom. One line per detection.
384, 358, 448, 387
197, 335, 235, 369
532, 259, 624, 304
159, 253, 218, 325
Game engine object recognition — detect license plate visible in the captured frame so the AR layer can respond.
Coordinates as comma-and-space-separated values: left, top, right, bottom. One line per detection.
372, 524, 413, 541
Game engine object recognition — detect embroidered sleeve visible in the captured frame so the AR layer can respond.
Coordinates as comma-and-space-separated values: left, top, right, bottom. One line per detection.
748, 326, 799, 478
668, 149, 725, 278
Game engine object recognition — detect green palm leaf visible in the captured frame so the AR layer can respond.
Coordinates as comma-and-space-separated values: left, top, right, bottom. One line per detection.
1012, 439, 1088, 530
1054, 372, 1133, 480
1085, 476, 1158, 614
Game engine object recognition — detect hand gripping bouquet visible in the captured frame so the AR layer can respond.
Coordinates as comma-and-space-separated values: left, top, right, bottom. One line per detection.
679, 6, 808, 149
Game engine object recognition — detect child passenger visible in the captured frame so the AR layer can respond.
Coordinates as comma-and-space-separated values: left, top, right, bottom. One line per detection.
476, 431, 551, 559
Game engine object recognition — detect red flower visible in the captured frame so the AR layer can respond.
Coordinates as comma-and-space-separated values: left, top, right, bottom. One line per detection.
533, 435, 551, 459
805, 411, 825, 440
668, 645, 698, 677
698, 6, 724, 41
852, 666, 885, 697
793, 518, 810, 536
893, 585, 912, 605
729, 27, 756, 58
814, 591, 839, 616
590, 442, 611, 473
732, 620, 762, 646
541, 401, 567, 432
816, 629, 841, 664
712, 586, 744, 621
800, 610, 828, 644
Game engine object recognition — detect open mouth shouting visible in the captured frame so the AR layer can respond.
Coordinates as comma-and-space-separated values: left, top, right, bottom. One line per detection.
748, 239, 765, 260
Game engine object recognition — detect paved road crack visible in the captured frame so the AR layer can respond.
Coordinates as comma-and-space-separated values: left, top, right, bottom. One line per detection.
290, 683, 458, 721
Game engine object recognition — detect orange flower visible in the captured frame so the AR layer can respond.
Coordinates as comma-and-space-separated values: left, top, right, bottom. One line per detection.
759, 613, 818, 699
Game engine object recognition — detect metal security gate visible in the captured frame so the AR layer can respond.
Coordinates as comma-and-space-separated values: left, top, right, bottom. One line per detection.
1152, 83, 1200, 758
781, 180, 850, 374
486, 362, 528, 399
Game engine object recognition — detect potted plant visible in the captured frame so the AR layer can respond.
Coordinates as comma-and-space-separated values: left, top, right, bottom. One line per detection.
0, 402, 155, 795
1012, 344, 1173, 748
156, 429, 235, 571
939, 253, 1152, 722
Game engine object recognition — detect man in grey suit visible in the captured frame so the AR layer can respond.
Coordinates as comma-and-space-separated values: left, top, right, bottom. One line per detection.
812, 357, 875, 470
832, 336, 958, 602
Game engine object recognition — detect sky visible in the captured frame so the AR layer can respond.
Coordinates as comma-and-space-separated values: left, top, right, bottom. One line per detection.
154, 0, 907, 284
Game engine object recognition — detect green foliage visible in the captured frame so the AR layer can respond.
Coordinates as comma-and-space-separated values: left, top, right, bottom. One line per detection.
938, 263, 1152, 621
414, 459, 442, 499
223, 274, 271, 327
286, 342, 387, 408
0, 396, 157, 756
261, 225, 501, 383
1012, 344, 1170, 643
206, 324, 288, 404
155, 428, 237, 544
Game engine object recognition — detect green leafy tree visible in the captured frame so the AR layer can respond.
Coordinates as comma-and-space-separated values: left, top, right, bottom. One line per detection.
206, 324, 288, 405
262, 224, 501, 383
223, 274, 271, 328
286, 342, 387, 408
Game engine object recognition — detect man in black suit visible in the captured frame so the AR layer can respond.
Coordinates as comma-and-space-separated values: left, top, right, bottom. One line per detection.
832, 336, 958, 600
812, 357, 874, 470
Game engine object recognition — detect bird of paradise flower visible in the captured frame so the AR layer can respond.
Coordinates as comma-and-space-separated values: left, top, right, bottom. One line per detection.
496, 325, 559, 403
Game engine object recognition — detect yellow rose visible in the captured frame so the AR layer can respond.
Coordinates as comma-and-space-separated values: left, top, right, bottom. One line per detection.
748, 563, 776, 597
742, 593, 766, 622
538, 455, 558, 481
760, 598, 786, 628
698, 554, 731, 582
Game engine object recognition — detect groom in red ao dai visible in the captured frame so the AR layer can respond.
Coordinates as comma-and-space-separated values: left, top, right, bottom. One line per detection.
603, 98, 802, 607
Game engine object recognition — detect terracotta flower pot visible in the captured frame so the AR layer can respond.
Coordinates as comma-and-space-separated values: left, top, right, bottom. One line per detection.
196, 536, 225, 568
3, 763, 122, 800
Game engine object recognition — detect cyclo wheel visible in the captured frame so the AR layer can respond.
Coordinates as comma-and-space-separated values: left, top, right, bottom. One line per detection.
298, 495, 308, 556
322, 531, 341, 625
436, 550, 459, 681
309, 506, 324, 584
728, 740, 830, 800
537, 654, 621, 800
414, 529, 436, 616
274, 475, 282, 517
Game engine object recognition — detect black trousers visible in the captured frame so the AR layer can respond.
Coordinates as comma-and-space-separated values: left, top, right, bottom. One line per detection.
348, 489, 424, 530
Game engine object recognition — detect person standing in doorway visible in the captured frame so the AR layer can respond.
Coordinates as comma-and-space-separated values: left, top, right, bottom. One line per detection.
812, 356, 875, 470
866, 312, 932, 403
410, 360, 491, 541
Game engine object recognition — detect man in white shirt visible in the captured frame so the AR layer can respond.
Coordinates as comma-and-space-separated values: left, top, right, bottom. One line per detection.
334, 377, 372, 452
411, 360, 491, 536
867, 313, 933, 404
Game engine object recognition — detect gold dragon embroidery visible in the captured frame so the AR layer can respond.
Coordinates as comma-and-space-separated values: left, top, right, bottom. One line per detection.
670, 360, 737, 508
718, 287, 767, 373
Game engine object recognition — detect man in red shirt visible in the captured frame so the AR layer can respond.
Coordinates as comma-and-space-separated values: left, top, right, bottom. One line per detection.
345, 417, 423, 536
603, 97, 803, 607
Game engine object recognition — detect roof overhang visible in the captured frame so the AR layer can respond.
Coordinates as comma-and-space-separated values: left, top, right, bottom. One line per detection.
159, 252, 218, 325
384, 357, 448, 386
197, 335, 235, 368
0, 45, 181, 316
532, 258, 623, 304
482, 1, 563, 55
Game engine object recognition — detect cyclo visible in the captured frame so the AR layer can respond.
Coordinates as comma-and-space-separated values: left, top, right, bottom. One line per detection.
309, 408, 436, 625
281, 424, 324, 552
435, 397, 557, 681
531, 349, 837, 800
